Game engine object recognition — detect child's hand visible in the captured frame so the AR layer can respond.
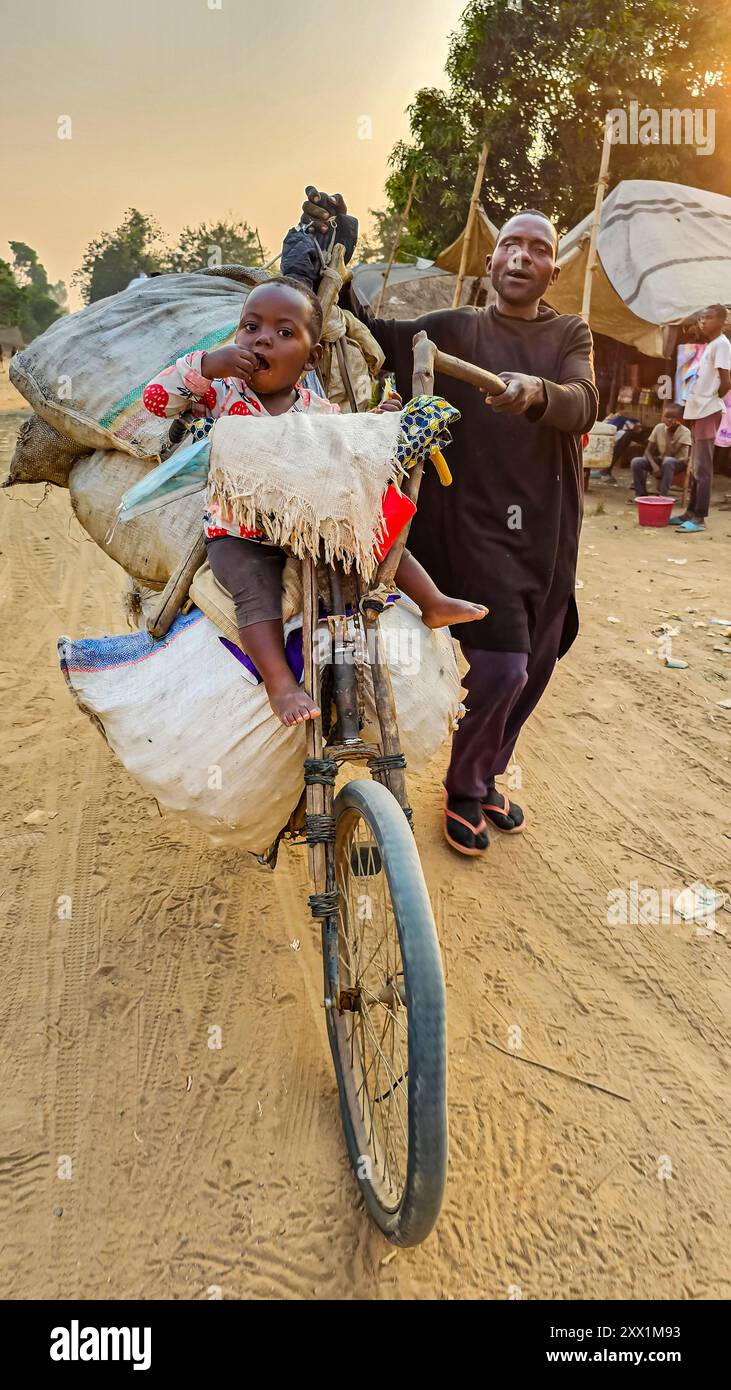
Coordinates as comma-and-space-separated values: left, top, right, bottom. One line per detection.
200, 345, 258, 382
372, 393, 403, 413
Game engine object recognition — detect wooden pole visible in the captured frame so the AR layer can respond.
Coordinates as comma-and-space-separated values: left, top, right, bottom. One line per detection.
146, 534, 206, 639
452, 140, 490, 309
254, 226, 265, 266
376, 331, 506, 588
580, 115, 613, 323
373, 168, 418, 316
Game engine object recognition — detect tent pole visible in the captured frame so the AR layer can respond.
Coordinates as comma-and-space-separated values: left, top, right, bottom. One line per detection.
452, 140, 490, 309
373, 169, 419, 317
581, 116, 613, 323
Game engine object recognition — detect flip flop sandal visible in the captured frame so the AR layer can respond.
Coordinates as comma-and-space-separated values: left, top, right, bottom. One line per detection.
668, 514, 689, 525
443, 792, 489, 856
676, 521, 705, 532
481, 789, 525, 833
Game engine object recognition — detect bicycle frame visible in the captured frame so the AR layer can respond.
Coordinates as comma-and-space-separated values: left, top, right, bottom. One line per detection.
300, 549, 412, 1014
300, 326, 497, 1001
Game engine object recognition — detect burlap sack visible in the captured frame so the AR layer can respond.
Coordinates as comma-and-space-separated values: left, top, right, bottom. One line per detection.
59, 609, 307, 853
5, 414, 91, 489
69, 451, 203, 588
319, 308, 384, 411
7, 270, 384, 492
9, 267, 267, 465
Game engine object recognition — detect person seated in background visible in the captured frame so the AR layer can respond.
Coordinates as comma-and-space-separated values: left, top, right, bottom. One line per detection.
631, 402, 691, 496
606, 411, 640, 433
609, 415, 648, 470
591, 413, 647, 482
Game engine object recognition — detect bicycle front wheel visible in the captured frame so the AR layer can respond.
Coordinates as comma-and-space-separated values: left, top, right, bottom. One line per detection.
326, 778, 447, 1246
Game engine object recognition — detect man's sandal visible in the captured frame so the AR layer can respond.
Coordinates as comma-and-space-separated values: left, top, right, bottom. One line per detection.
443, 791, 489, 856
480, 789, 525, 833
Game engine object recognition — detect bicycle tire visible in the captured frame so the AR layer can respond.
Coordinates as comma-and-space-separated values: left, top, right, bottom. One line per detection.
325, 778, 447, 1245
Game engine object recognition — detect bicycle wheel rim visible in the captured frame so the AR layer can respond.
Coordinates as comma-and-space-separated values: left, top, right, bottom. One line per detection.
327, 779, 448, 1243
334, 803, 410, 1212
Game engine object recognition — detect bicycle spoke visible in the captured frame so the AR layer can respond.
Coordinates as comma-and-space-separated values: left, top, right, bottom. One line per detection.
335, 805, 412, 1211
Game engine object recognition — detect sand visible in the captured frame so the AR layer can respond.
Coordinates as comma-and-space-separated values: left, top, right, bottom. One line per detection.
2, 395, 730, 1300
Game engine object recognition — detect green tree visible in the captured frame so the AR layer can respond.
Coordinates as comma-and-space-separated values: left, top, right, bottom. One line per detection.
9, 241, 67, 338
358, 203, 423, 264
164, 219, 265, 272
73, 208, 165, 304
377, 0, 730, 257
0, 259, 24, 326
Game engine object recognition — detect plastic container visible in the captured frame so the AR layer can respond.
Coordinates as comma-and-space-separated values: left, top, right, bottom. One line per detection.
635, 495, 675, 527
582, 421, 617, 467
373, 483, 417, 561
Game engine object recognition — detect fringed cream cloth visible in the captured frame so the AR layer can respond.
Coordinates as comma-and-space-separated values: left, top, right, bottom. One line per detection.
207, 411, 404, 578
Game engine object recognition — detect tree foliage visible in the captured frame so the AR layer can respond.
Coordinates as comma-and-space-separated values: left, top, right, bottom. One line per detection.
0, 244, 66, 341
376, 0, 730, 258
72, 209, 165, 304
164, 219, 265, 273
0, 260, 24, 327
73, 210, 267, 303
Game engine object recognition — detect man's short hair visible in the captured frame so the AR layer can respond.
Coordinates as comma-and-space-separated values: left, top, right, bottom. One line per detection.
703, 303, 727, 319
500, 209, 558, 251
664, 401, 684, 414
240, 275, 323, 342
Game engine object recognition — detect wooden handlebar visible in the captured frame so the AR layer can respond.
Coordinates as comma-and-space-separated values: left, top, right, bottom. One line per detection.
433, 349, 506, 396
411, 330, 506, 397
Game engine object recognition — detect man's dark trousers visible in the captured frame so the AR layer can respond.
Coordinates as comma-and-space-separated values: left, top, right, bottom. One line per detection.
445, 603, 569, 802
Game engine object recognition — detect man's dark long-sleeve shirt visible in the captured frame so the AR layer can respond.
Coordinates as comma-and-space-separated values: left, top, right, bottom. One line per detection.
347, 294, 598, 655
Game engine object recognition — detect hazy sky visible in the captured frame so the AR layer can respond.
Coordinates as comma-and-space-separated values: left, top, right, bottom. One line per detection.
1, 0, 468, 305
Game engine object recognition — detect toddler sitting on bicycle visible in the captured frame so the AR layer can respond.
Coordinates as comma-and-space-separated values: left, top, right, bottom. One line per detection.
143, 276, 485, 726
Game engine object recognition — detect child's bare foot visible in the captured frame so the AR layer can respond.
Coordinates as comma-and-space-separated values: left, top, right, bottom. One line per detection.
420, 595, 488, 629
267, 676, 321, 727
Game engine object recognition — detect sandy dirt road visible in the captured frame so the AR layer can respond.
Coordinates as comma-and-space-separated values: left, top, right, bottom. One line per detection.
2, 392, 730, 1300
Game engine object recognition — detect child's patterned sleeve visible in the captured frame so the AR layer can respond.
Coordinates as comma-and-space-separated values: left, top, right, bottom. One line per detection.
142, 351, 220, 419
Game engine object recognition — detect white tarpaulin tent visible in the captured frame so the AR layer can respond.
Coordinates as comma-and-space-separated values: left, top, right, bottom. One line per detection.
545, 179, 731, 354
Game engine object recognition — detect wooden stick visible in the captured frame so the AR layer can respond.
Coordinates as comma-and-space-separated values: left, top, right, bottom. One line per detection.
302, 556, 327, 894
452, 140, 490, 309
375, 331, 506, 588
433, 346, 506, 396
481, 1037, 631, 1103
146, 534, 206, 639
317, 241, 349, 324
411, 329, 506, 397
373, 168, 418, 317
581, 115, 613, 323
617, 841, 686, 876
375, 331, 435, 587
334, 335, 358, 412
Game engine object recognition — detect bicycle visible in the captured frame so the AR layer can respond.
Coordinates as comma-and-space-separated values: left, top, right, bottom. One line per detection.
267, 328, 506, 1245
144, 283, 505, 1244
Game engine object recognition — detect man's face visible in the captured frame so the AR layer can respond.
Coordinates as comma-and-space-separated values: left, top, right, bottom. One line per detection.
235, 283, 319, 393
487, 214, 559, 305
697, 308, 726, 341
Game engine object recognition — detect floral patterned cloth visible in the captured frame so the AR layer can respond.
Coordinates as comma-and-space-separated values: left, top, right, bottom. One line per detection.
142, 350, 338, 540
395, 395, 460, 472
